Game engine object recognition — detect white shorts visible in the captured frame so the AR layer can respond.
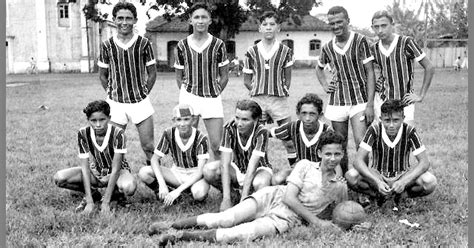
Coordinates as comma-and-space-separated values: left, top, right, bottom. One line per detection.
106, 97, 154, 125
374, 93, 415, 121
179, 87, 224, 119
230, 162, 273, 187
251, 95, 291, 123
324, 103, 367, 122
169, 165, 200, 185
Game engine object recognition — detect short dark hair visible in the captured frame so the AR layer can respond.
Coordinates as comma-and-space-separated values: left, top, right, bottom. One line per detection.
381, 99, 405, 115
317, 130, 345, 151
327, 6, 349, 20
112, 2, 137, 19
371, 10, 394, 24
236, 99, 262, 120
83, 100, 110, 119
296, 93, 324, 115
187, 2, 211, 17
259, 11, 281, 24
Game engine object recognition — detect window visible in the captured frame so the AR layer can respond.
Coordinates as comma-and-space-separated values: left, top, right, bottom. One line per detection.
58, 3, 69, 27
309, 39, 321, 56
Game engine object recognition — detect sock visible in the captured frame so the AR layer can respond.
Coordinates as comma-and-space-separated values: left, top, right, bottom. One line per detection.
180, 230, 217, 242
171, 216, 198, 229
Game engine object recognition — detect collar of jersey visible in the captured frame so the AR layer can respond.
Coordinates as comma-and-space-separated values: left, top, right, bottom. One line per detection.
381, 123, 403, 148
299, 120, 324, 147
237, 124, 256, 151
187, 34, 213, 53
378, 34, 400, 57
257, 40, 280, 60
332, 31, 355, 55
91, 124, 112, 152
113, 34, 139, 50
174, 127, 196, 152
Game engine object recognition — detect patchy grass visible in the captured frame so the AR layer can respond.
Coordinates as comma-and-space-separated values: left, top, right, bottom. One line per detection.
6, 69, 467, 247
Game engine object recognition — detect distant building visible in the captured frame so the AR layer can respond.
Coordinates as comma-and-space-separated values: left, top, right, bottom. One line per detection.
145, 15, 333, 70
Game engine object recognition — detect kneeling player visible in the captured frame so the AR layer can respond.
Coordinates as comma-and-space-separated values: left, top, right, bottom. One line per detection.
202, 100, 273, 211
138, 104, 210, 205
54, 100, 137, 214
346, 99, 437, 206
149, 130, 347, 245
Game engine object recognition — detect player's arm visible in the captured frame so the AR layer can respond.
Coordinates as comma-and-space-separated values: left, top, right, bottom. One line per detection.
220, 151, 233, 211
101, 153, 122, 214
240, 154, 260, 201
175, 68, 184, 89
354, 148, 390, 195
218, 64, 230, 91
80, 158, 95, 214
315, 65, 335, 94
150, 153, 169, 200
99, 67, 109, 91
243, 73, 253, 91
363, 60, 376, 124
403, 57, 435, 105
146, 64, 157, 92
284, 66, 292, 89
392, 150, 430, 194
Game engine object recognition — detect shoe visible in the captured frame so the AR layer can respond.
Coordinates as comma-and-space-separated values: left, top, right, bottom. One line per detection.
157, 233, 178, 247
148, 222, 171, 236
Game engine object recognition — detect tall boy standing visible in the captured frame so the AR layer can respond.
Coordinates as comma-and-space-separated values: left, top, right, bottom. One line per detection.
98, 2, 157, 165
174, 2, 229, 161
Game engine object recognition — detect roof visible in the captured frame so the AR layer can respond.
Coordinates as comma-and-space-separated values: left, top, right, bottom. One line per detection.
146, 15, 331, 33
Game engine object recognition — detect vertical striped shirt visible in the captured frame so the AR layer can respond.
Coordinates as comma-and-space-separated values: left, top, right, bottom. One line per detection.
219, 120, 272, 173
243, 41, 294, 97
360, 122, 426, 177
318, 31, 374, 106
371, 35, 426, 100
174, 35, 229, 98
271, 120, 330, 164
154, 127, 209, 169
77, 124, 129, 177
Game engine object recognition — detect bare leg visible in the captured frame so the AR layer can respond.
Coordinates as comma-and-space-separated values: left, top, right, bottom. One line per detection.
115, 170, 137, 196
331, 120, 349, 174
136, 115, 154, 161
203, 118, 224, 161
276, 117, 297, 166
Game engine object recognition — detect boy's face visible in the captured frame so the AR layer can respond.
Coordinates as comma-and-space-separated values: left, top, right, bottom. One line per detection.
173, 116, 194, 135
235, 109, 256, 136
327, 12, 349, 37
114, 9, 137, 36
190, 8, 211, 33
259, 17, 280, 40
318, 143, 344, 170
380, 111, 404, 137
371, 17, 394, 41
88, 111, 110, 136
298, 103, 320, 130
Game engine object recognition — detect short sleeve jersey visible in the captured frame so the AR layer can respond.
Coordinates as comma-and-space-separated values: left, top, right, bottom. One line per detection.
219, 120, 272, 172
243, 41, 294, 97
98, 34, 156, 104
174, 35, 229, 98
272, 120, 330, 163
286, 161, 348, 216
360, 122, 426, 177
154, 127, 209, 169
77, 124, 129, 176
371, 35, 426, 101
318, 31, 374, 106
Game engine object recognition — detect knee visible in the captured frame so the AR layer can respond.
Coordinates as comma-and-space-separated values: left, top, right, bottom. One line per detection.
271, 170, 291, 186
53, 171, 67, 187
344, 168, 360, 187
137, 167, 153, 184
420, 172, 437, 195
191, 187, 208, 202
119, 178, 137, 196
252, 174, 271, 192
202, 161, 220, 182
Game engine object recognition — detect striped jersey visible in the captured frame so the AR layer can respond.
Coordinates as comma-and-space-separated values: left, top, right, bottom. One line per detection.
98, 34, 156, 103
154, 127, 209, 169
371, 35, 426, 100
243, 41, 294, 97
318, 31, 374, 106
77, 124, 129, 177
174, 35, 229, 98
219, 119, 272, 173
271, 120, 330, 164
360, 122, 426, 177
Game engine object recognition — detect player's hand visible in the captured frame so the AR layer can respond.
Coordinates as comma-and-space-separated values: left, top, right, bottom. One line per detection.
375, 76, 384, 92
391, 180, 407, 194
325, 82, 337, 94
376, 180, 391, 196
364, 105, 375, 124
220, 199, 233, 212
402, 93, 422, 105
83, 202, 95, 215
164, 190, 181, 206
158, 185, 169, 200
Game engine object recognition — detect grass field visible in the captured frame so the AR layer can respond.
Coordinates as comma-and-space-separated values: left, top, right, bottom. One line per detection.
6, 69, 468, 247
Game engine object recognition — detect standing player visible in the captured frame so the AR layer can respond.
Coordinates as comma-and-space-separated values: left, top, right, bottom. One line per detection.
138, 104, 210, 206
98, 2, 157, 166
202, 100, 273, 211
346, 100, 437, 207
174, 2, 229, 161
270, 93, 339, 185
148, 130, 348, 245
53, 100, 137, 214
243, 11, 296, 165
370, 10, 435, 125
315, 6, 376, 174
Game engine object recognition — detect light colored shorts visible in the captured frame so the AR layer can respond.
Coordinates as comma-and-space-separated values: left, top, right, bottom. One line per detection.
179, 87, 224, 119
324, 102, 367, 122
374, 93, 415, 122
231, 162, 273, 187
251, 95, 290, 123
106, 97, 154, 125
169, 165, 200, 185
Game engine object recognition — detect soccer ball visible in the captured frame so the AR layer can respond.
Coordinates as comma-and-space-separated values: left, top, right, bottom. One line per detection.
332, 200, 367, 230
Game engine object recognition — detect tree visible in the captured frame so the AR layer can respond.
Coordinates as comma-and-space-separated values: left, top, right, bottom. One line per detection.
386, 0, 425, 45
83, 0, 110, 23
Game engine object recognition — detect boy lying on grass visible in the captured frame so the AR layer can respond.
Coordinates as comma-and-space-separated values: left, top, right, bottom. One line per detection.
54, 100, 136, 215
